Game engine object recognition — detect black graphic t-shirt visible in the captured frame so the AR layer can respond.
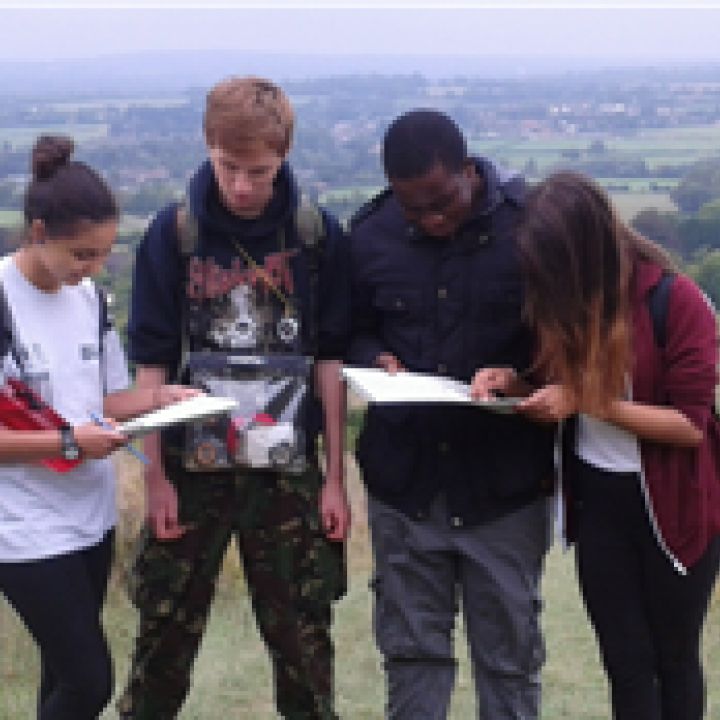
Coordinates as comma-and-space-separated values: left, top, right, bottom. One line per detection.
128, 161, 350, 473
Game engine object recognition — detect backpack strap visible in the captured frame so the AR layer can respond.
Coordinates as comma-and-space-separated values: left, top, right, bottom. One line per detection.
295, 193, 326, 252
498, 173, 526, 208
176, 197, 200, 259
0, 279, 109, 394
647, 271, 676, 350
350, 188, 392, 232
646, 271, 720, 418
295, 194, 326, 357
0, 279, 26, 380
95, 284, 112, 396
175, 197, 202, 382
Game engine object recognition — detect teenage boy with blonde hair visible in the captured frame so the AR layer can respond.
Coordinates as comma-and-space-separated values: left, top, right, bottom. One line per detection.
118, 76, 349, 720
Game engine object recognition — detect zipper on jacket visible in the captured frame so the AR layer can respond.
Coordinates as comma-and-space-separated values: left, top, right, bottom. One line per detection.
637, 467, 687, 575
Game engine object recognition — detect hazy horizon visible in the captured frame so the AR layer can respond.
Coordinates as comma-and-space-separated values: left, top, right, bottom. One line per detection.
1, 6, 720, 65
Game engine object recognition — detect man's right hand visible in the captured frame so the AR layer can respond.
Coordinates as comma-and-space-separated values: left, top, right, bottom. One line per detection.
134, 366, 189, 541
145, 465, 189, 541
375, 352, 405, 374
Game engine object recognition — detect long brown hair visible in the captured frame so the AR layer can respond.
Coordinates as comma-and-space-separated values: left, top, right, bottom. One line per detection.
518, 171, 675, 415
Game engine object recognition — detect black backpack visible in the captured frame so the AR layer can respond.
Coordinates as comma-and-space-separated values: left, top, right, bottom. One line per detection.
647, 271, 719, 416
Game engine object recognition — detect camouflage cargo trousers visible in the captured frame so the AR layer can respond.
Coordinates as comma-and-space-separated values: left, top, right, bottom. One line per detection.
117, 462, 346, 720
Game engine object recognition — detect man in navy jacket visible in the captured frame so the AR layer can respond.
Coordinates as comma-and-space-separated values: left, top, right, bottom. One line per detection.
118, 76, 349, 720
348, 110, 555, 719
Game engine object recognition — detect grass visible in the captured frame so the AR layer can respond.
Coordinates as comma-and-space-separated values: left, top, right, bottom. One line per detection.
1, 451, 718, 719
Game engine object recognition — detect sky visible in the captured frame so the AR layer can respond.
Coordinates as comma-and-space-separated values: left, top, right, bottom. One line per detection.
1, 4, 720, 65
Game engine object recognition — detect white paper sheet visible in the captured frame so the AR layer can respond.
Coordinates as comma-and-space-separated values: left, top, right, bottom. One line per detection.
341, 367, 520, 413
117, 395, 238, 437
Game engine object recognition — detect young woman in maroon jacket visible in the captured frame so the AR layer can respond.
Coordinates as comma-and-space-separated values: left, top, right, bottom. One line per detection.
472, 171, 720, 720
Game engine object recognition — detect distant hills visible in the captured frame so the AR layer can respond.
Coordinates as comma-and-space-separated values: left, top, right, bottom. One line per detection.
3, 49, 720, 97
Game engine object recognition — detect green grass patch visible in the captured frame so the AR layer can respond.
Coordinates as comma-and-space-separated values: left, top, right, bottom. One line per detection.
1, 461, 718, 719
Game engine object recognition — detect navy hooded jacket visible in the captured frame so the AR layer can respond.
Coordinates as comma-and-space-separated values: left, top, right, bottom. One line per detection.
128, 160, 350, 445
348, 159, 555, 526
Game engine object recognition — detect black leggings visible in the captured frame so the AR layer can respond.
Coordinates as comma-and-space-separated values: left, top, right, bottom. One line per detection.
574, 461, 720, 720
0, 530, 115, 720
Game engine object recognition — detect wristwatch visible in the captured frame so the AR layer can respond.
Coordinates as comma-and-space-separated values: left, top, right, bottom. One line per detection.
60, 425, 81, 462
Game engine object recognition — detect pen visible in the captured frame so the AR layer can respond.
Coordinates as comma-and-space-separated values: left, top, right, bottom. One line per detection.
89, 412, 150, 465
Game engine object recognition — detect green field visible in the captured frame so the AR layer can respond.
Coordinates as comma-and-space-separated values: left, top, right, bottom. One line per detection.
1, 458, 718, 719
0, 210, 148, 236
609, 191, 678, 220
319, 186, 383, 204
0, 210, 22, 229
321, 123, 720, 224
47, 98, 189, 113
595, 177, 680, 192
469, 124, 720, 176
0, 124, 110, 149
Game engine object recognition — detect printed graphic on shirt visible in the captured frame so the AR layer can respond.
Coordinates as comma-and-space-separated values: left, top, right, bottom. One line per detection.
1, 339, 53, 406
80, 342, 100, 361
187, 251, 301, 354
182, 248, 311, 474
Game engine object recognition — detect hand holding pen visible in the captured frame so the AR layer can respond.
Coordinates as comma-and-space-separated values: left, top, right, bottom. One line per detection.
88, 412, 149, 464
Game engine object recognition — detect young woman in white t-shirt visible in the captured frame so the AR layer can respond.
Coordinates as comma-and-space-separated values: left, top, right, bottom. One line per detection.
0, 135, 195, 719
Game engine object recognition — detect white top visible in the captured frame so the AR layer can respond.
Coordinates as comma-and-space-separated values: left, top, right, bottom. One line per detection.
0, 255, 129, 562
577, 413, 642, 473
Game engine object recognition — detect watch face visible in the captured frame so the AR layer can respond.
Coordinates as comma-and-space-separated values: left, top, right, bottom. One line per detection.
64, 444, 81, 461
61, 427, 81, 461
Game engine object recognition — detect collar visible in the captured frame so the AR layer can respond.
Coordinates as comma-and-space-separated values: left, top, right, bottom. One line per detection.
468, 157, 508, 219
187, 160, 297, 239
404, 157, 510, 243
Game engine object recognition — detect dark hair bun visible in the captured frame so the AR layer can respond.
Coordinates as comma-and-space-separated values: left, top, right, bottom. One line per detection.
31, 135, 75, 182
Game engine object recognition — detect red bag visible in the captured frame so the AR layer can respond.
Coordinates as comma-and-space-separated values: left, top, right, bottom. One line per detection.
0, 378, 81, 472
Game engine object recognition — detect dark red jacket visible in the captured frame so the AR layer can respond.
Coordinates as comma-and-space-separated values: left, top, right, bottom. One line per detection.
631, 259, 720, 569
565, 258, 720, 571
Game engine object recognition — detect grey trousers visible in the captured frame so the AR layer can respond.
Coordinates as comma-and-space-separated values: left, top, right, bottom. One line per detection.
368, 493, 552, 720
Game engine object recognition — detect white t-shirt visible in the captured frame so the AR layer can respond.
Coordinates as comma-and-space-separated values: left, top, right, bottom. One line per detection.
577, 413, 643, 473
0, 255, 130, 562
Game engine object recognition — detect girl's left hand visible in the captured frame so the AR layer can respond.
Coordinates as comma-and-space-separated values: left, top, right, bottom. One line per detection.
518, 384, 576, 423
470, 367, 519, 400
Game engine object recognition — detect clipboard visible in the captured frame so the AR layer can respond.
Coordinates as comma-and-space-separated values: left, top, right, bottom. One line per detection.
117, 395, 238, 438
342, 367, 521, 413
